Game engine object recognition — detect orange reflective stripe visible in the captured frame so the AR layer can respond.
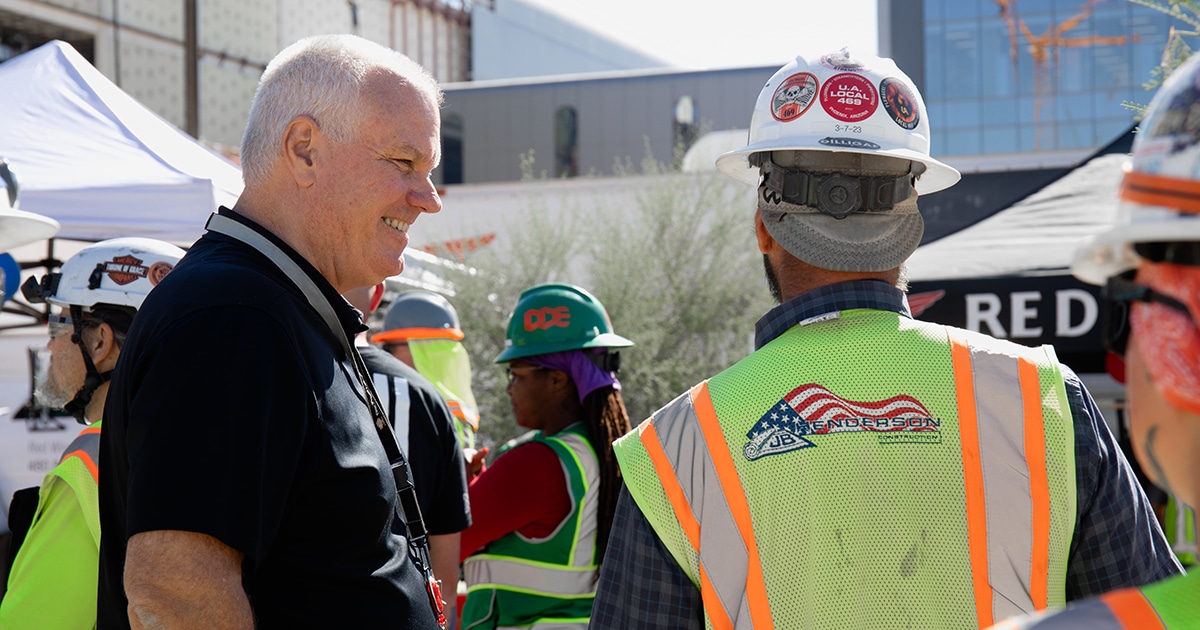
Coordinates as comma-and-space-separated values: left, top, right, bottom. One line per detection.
78, 426, 102, 436
690, 382, 774, 630
1099, 589, 1166, 630
1121, 170, 1200, 214
638, 421, 701, 550
370, 327, 465, 343
949, 334, 993, 627
62, 449, 99, 483
1019, 357, 1051, 610
699, 565, 734, 630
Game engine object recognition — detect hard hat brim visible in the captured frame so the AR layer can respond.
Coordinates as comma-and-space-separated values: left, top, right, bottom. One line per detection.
494, 332, 634, 364
715, 141, 960, 195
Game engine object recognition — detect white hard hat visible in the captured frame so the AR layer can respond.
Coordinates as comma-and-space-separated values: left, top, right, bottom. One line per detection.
24, 237, 185, 311
0, 158, 59, 252
716, 49, 960, 195
1072, 52, 1200, 285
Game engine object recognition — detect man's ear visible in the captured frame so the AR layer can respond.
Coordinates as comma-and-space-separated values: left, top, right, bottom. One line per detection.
755, 207, 778, 255
89, 323, 120, 371
282, 115, 319, 188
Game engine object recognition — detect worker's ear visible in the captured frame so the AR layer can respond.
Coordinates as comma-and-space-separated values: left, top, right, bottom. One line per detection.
282, 115, 319, 188
86, 322, 120, 371
547, 369, 571, 394
755, 207, 778, 255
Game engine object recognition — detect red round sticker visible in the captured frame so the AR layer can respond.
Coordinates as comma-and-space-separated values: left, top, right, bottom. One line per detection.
820, 73, 879, 122
770, 72, 818, 122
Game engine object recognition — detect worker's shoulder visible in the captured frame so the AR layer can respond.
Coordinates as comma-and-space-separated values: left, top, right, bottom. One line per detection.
141, 234, 301, 316
940, 323, 1061, 365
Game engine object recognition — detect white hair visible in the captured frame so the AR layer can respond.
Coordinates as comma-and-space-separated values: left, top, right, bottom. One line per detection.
240, 34, 443, 187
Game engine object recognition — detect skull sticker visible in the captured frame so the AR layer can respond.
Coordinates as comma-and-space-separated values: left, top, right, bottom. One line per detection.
771, 72, 818, 122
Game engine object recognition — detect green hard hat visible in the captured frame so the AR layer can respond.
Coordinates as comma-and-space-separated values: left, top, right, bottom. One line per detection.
495, 283, 633, 363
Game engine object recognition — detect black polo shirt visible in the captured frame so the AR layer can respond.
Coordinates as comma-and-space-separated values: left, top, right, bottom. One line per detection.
98, 209, 438, 628
360, 345, 470, 537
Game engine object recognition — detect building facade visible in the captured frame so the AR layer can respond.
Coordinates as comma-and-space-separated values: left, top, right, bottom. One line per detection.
0, 0, 471, 150
881, 0, 1176, 171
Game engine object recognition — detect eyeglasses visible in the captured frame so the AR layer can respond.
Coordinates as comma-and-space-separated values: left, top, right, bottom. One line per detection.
1102, 274, 1196, 356
46, 314, 99, 339
47, 314, 75, 338
505, 365, 546, 384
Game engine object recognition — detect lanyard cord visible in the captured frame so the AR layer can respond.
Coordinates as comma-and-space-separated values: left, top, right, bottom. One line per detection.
204, 213, 446, 627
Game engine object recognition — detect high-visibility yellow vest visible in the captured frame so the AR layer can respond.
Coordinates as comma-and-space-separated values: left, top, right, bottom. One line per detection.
992, 571, 1200, 629
462, 422, 599, 630
1164, 495, 1197, 566
615, 310, 1078, 630
0, 422, 101, 629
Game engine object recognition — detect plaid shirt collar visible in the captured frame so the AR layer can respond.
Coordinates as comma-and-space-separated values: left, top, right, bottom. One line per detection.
754, 279, 913, 350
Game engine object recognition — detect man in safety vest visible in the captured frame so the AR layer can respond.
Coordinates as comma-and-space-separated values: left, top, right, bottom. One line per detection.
589, 49, 1181, 630
988, 50, 1200, 630
0, 238, 181, 629
373, 289, 482, 451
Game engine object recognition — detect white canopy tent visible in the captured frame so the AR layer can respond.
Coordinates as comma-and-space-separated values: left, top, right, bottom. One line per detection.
0, 40, 244, 246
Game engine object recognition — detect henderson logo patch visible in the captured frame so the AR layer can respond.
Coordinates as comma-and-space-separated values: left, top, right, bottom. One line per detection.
743, 383, 941, 460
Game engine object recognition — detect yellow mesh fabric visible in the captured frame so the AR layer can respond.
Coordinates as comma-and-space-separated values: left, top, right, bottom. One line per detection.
706, 310, 977, 629
1036, 349, 1076, 609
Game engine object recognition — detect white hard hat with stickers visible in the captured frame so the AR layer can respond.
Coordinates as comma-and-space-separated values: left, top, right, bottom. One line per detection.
1073, 52, 1200, 285
23, 237, 185, 312
716, 48, 960, 195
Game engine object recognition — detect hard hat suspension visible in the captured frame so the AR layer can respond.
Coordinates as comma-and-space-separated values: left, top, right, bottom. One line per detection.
62, 304, 112, 425
758, 159, 915, 220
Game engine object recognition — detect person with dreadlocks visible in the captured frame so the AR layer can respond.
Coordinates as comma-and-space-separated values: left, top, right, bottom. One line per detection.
1, 237, 181, 629
459, 283, 633, 630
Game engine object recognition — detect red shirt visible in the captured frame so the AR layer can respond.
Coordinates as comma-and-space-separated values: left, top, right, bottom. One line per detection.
459, 441, 572, 563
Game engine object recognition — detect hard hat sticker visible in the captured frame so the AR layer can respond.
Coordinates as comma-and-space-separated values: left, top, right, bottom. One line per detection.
880, 77, 920, 130
524, 306, 570, 331
771, 72, 818, 122
148, 261, 175, 286
820, 73, 878, 122
103, 255, 148, 286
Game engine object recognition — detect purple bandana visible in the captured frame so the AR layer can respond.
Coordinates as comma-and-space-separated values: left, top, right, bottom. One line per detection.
524, 349, 621, 404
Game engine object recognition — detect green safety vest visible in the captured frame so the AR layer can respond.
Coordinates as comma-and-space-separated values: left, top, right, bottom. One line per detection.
615, 309, 1078, 630
462, 422, 599, 630
992, 571, 1200, 629
0, 422, 101, 629
1164, 496, 1197, 567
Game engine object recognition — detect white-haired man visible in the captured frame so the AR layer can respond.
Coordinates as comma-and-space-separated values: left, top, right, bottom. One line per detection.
98, 35, 446, 628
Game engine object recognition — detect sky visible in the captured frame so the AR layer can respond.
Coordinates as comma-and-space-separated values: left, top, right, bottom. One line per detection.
517, 0, 880, 70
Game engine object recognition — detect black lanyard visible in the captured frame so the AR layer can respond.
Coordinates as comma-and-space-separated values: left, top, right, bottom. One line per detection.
205, 213, 447, 627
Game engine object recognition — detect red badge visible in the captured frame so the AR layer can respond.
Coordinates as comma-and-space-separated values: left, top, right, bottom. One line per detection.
881, 77, 920, 130
820, 73, 879, 122
770, 72, 818, 122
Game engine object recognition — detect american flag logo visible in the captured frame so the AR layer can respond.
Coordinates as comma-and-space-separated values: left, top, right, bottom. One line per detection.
743, 384, 941, 460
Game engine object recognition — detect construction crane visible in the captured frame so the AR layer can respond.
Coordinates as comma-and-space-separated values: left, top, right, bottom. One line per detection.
994, 0, 1135, 149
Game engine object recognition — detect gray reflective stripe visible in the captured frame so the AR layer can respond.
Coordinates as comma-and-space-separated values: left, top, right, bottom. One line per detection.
463, 555, 597, 597
373, 372, 411, 456
541, 430, 600, 567
1173, 503, 1198, 555
61, 430, 100, 465
1005, 598, 1125, 629
967, 340, 1037, 620
650, 389, 753, 628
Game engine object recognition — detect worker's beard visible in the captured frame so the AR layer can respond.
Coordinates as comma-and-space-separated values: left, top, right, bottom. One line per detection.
35, 359, 74, 410
763, 254, 783, 305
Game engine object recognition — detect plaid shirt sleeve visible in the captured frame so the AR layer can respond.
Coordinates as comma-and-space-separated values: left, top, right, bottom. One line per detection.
1062, 368, 1183, 599
589, 487, 703, 630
